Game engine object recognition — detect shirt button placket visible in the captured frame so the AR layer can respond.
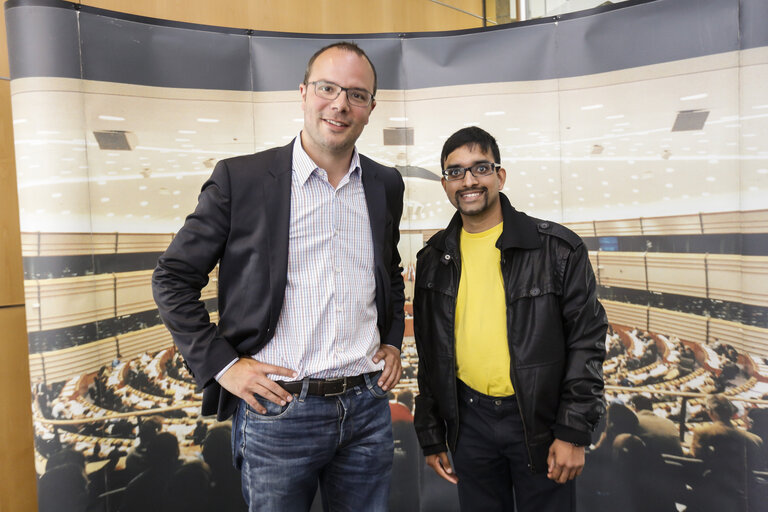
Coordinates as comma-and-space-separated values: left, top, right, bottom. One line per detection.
332, 195, 343, 316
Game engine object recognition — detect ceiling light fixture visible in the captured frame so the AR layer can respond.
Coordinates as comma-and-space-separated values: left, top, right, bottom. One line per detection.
680, 93, 708, 101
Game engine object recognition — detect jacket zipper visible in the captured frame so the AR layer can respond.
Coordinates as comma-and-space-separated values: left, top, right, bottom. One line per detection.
501, 253, 536, 472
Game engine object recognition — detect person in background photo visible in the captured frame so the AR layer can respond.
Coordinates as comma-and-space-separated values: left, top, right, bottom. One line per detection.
152, 41, 405, 511
691, 394, 764, 512
413, 126, 607, 511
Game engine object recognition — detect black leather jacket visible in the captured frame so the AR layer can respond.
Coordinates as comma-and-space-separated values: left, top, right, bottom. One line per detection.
413, 194, 607, 473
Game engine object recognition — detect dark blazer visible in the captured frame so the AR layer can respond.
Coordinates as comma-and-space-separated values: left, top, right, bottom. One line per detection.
152, 140, 406, 420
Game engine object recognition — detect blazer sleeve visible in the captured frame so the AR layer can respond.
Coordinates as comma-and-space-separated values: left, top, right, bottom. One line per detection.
152, 161, 240, 389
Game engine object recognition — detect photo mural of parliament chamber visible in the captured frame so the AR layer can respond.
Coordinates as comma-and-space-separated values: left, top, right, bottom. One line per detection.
5, 0, 768, 510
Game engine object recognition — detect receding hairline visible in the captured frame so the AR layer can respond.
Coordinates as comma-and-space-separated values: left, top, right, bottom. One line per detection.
303, 42, 378, 95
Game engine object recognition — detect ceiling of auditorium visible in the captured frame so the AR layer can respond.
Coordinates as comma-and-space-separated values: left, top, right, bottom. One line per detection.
9, 48, 768, 233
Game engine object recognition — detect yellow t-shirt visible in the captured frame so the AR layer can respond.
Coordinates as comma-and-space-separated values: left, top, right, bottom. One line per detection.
455, 222, 514, 396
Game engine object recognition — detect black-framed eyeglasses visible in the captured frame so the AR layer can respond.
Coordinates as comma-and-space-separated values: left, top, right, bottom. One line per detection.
307, 80, 375, 107
442, 162, 500, 181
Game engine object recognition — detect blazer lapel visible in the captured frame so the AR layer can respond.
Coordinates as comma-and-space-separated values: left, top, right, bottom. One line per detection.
264, 141, 294, 333
361, 158, 391, 329
361, 160, 386, 266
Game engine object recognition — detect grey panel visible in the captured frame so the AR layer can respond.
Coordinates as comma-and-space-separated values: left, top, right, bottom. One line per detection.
5, 0, 765, 89
671, 110, 709, 132
740, 0, 768, 49
556, 0, 739, 78
79, 12, 252, 91
383, 127, 414, 146
93, 130, 136, 150
249, 36, 403, 91
401, 23, 558, 87
395, 165, 440, 181
4, 4, 81, 79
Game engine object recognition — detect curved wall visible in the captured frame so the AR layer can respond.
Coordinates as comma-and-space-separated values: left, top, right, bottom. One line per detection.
0, 3, 502, 511
3, 0, 768, 510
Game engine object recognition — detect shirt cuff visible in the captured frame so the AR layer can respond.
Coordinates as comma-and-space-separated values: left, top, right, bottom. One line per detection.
214, 357, 239, 382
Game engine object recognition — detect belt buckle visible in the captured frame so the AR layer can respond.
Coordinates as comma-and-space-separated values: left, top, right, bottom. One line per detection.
324, 377, 347, 396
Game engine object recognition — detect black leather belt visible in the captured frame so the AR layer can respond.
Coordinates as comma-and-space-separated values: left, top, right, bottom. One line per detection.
278, 373, 375, 397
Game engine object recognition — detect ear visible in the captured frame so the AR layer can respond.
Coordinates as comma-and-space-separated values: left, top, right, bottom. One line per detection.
361, 99, 376, 127
497, 167, 507, 189
441, 177, 448, 193
299, 83, 308, 112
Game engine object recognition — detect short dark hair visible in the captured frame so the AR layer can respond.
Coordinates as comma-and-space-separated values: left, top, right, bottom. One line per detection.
440, 126, 501, 170
303, 41, 378, 95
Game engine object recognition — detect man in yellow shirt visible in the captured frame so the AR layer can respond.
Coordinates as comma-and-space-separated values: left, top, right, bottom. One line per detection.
413, 126, 607, 511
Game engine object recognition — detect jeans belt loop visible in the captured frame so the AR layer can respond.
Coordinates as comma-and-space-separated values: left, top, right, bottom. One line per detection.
298, 377, 310, 402
363, 372, 374, 391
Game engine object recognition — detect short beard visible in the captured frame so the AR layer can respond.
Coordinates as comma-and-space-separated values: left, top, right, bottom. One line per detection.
455, 187, 489, 216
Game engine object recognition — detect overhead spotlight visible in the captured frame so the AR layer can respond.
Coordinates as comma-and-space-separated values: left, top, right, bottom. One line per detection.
591, 144, 604, 155
661, 149, 672, 160
140, 168, 152, 178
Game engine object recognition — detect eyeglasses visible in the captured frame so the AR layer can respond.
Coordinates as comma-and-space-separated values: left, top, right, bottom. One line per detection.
442, 162, 500, 181
307, 80, 375, 107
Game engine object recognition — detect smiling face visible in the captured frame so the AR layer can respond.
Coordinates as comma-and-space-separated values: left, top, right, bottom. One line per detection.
442, 143, 506, 232
299, 47, 376, 161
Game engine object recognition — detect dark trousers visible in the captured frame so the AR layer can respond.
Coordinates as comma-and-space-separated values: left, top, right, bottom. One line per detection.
452, 380, 574, 512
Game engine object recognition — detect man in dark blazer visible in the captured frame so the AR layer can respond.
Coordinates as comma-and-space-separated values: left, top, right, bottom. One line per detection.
152, 42, 405, 511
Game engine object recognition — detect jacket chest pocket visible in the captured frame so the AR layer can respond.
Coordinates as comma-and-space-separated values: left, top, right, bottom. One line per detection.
415, 261, 457, 298
417, 279, 455, 298
506, 281, 560, 304
506, 281, 566, 366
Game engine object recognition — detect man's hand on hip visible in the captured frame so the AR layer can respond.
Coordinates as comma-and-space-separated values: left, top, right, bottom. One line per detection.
425, 452, 458, 484
547, 439, 585, 483
217, 358, 297, 414
372, 344, 402, 391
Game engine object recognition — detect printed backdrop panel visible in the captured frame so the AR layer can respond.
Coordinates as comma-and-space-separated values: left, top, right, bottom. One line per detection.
6, 0, 767, 510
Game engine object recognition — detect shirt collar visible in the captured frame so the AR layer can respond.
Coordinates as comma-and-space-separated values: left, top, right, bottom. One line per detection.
292, 132, 362, 186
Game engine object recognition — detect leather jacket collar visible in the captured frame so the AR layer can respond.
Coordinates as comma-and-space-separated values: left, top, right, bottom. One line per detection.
427, 193, 542, 258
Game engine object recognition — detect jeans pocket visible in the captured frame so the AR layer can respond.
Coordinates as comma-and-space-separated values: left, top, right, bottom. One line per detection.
366, 372, 389, 399
232, 402, 245, 470
245, 394, 296, 420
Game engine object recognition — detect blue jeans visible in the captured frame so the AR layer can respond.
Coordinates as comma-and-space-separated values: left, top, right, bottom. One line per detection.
232, 373, 394, 512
